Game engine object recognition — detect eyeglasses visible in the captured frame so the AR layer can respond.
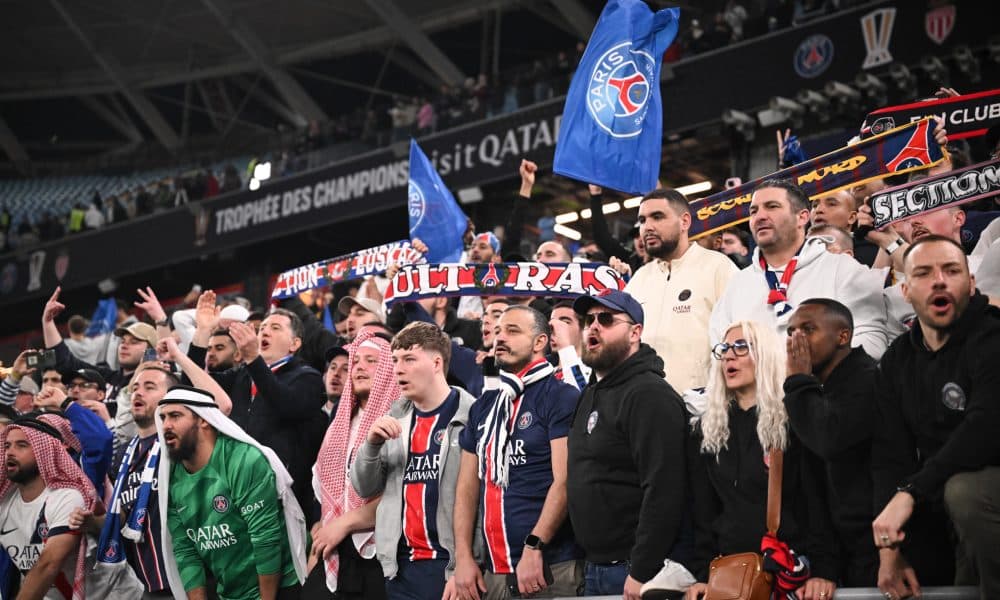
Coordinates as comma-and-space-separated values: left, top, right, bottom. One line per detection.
712, 339, 752, 359
583, 312, 634, 328
67, 382, 98, 390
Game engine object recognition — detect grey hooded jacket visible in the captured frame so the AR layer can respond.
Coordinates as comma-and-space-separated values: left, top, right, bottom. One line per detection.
350, 386, 476, 580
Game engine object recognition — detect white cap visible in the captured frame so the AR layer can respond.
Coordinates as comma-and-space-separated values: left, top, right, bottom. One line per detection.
219, 305, 250, 322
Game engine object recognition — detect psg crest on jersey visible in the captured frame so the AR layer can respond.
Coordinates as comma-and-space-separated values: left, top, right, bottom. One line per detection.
517, 412, 533, 430
587, 42, 655, 138
212, 495, 230, 514
434, 430, 446, 446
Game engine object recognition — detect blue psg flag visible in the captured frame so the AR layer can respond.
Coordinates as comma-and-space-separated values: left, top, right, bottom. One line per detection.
85, 298, 118, 337
553, 0, 680, 195
408, 139, 468, 263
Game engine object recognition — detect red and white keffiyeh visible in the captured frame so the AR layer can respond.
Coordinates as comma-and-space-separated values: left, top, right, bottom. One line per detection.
37, 413, 83, 454
313, 328, 399, 592
0, 421, 98, 600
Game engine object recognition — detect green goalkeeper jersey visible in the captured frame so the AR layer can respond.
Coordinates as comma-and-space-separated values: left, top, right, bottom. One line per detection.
166, 435, 297, 600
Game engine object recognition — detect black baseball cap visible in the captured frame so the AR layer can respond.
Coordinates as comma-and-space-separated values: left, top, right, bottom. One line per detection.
325, 346, 348, 363
573, 289, 644, 326
73, 368, 106, 388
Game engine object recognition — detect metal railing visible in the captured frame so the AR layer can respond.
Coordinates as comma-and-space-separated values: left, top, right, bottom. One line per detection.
557, 589, 979, 600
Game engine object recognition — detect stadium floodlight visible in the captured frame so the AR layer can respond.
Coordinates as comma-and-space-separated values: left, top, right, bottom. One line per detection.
796, 89, 832, 122
553, 224, 582, 241
952, 45, 981, 83
824, 81, 861, 103
854, 72, 888, 107
253, 161, 272, 182
555, 211, 579, 224
602, 202, 621, 215
921, 55, 949, 85
770, 96, 805, 116
721, 109, 756, 140
676, 181, 712, 196
989, 37, 1000, 63
623, 196, 642, 209
888, 63, 918, 99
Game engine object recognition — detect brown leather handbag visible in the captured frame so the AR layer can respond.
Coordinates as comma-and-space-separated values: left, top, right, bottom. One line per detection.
703, 449, 783, 600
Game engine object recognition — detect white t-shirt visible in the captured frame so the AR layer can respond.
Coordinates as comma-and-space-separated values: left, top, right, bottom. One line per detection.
0, 487, 85, 599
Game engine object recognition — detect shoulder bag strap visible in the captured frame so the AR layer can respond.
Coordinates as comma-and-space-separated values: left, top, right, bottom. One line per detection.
766, 449, 783, 535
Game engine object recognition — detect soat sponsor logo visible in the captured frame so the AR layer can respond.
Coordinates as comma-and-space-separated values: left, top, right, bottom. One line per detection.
241, 500, 265, 516
797, 155, 867, 185
186, 524, 238, 551
695, 193, 752, 221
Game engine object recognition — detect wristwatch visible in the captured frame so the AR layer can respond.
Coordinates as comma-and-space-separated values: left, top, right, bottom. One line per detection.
885, 237, 906, 255
523, 534, 546, 551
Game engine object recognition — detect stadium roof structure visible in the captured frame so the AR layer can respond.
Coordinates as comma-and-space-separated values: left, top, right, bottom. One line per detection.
1, 0, 688, 174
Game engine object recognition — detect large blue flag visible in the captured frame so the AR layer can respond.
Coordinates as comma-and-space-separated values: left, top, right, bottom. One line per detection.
553, 0, 679, 194
408, 139, 468, 263
85, 298, 118, 337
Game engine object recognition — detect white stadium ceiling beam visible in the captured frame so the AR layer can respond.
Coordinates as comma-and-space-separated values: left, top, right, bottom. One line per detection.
48, 0, 182, 150
549, 0, 596, 41
363, 0, 466, 87
79, 95, 144, 143
0, 2, 509, 101
0, 114, 30, 173
199, 0, 328, 124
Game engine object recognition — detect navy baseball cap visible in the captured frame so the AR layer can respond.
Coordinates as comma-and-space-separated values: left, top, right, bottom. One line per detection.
573, 289, 644, 326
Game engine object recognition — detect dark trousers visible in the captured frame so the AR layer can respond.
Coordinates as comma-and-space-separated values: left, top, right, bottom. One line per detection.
583, 561, 629, 596
945, 466, 1000, 600
385, 558, 448, 600
301, 539, 386, 600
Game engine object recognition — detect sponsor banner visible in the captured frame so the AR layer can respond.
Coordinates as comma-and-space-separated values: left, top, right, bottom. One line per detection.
861, 88, 1000, 141
384, 262, 626, 307
270, 240, 425, 300
871, 159, 1000, 229
688, 118, 944, 240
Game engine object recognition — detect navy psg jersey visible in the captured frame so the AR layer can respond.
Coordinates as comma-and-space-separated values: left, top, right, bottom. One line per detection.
402, 390, 460, 561
460, 375, 580, 573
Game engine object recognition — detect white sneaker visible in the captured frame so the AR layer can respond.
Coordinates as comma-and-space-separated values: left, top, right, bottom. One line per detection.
640, 559, 697, 600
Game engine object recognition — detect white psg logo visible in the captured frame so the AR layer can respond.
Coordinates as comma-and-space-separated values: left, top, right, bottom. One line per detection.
408, 180, 426, 229
586, 410, 599, 434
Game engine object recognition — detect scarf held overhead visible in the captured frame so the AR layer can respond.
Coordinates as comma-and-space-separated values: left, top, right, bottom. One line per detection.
271, 239, 425, 299
384, 262, 627, 307
861, 88, 1000, 141
688, 117, 945, 240
871, 158, 1000, 229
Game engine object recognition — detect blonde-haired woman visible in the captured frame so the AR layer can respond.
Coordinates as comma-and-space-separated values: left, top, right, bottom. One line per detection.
685, 321, 838, 600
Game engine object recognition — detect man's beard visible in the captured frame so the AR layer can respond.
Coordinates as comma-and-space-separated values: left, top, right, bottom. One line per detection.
208, 359, 234, 372
582, 335, 631, 373
645, 235, 680, 260
134, 412, 155, 429
495, 350, 530, 374
7, 461, 40, 484
166, 428, 199, 462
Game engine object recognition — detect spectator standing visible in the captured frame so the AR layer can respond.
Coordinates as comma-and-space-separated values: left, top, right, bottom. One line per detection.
783, 299, 879, 585
625, 189, 737, 392
84, 200, 105, 230
710, 179, 889, 359
567, 291, 690, 599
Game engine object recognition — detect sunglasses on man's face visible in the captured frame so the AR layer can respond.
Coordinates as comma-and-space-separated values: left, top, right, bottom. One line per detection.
712, 339, 752, 360
583, 312, 634, 328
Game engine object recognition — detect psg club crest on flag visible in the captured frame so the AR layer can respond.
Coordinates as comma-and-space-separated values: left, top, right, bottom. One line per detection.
474, 263, 510, 292
408, 180, 426, 230
925, 5, 956, 46
793, 34, 834, 79
587, 42, 655, 138
885, 119, 934, 171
